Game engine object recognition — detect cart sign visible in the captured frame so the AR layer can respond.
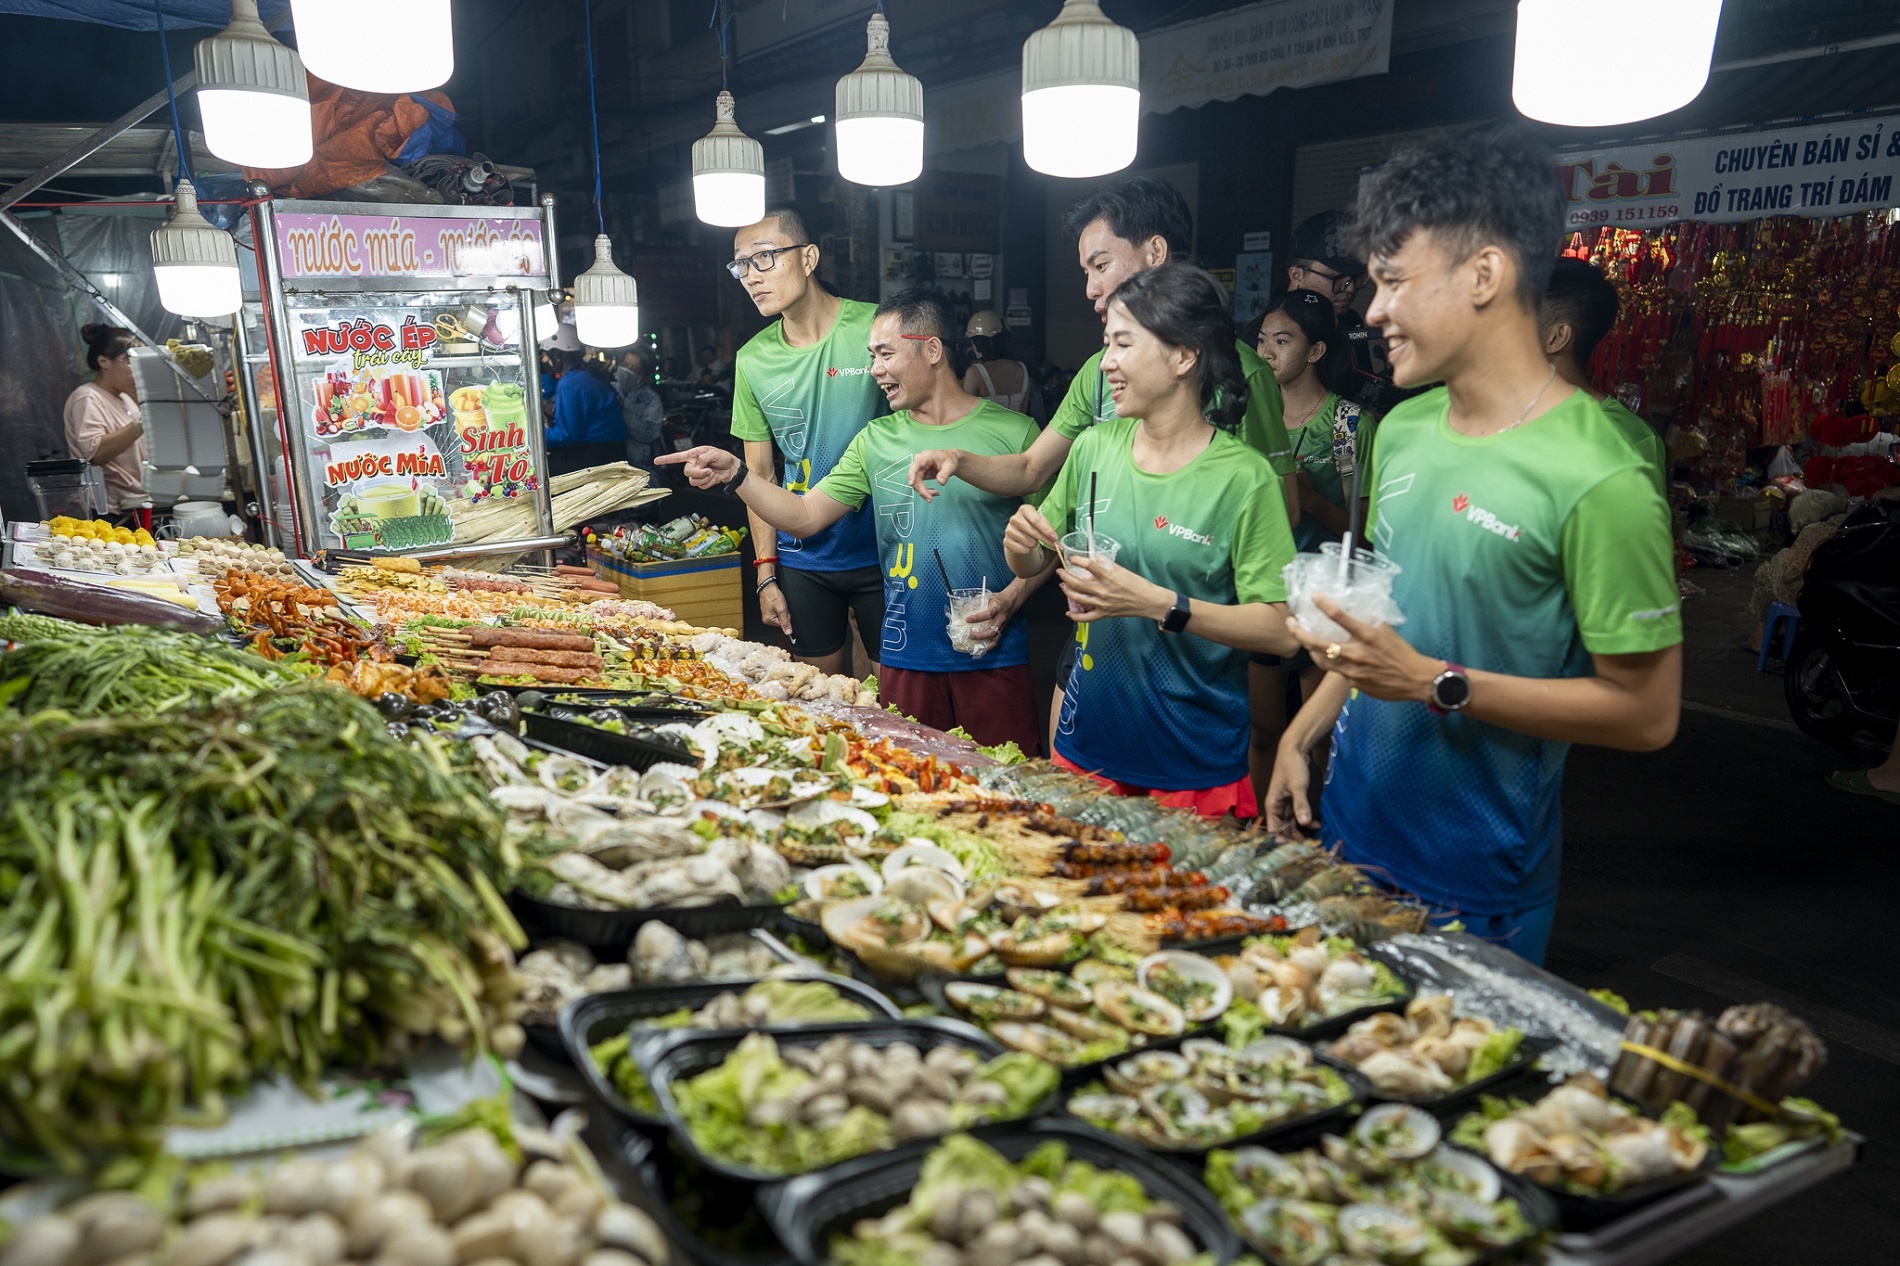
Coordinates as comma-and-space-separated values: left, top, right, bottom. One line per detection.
273, 212, 548, 281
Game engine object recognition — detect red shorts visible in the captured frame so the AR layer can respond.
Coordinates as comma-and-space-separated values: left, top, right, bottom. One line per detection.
878, 662, 1042, 756
1052, 748, 1258, 819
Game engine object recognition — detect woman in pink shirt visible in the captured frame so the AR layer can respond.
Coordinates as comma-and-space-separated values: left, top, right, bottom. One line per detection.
63, 324, 147, 513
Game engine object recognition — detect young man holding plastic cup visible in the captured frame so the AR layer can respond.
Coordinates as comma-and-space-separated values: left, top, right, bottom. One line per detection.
1264, 131, 1682, 965
660, 290, 1045, 753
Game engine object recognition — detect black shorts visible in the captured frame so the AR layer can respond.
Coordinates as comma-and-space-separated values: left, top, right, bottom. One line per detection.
1055, 633, 1078, 688
776, 564, 884, 662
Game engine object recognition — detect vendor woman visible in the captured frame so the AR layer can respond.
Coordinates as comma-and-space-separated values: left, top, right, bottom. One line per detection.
1002, 264, 1300, 818
63, 324, 147, 513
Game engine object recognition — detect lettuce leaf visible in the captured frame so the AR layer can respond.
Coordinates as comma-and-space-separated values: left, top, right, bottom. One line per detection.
1202, 1148, 1256, 1221
956, 1052, 1059, 1126
1221, 998, 1269, 1049
1449, 1094, 1534, 1154
1465, 1027, 1526, 1083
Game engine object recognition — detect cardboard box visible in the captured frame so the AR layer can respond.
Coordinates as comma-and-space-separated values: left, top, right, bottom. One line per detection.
1713, 495, 1773, 532
589, 550, 742, 631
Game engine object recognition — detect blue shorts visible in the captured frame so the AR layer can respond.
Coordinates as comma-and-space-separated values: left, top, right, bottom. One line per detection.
1431, 901, 1558, 966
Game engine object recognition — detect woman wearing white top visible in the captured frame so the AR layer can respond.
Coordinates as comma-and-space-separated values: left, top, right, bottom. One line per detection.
63, 324, 147, 513
961, 310, 1038, 418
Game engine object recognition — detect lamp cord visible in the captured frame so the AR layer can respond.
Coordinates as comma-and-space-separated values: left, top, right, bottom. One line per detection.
583, 0, 605, 234
709, 0, 731, 90
152, 0, 193, 188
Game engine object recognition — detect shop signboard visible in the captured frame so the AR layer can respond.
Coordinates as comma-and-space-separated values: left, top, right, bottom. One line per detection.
914, 173, 1001, 253
1555, 113, 1900, 230
1142, 0, 1391, 116
286, 302, 538, 551
272, 212, 548, 281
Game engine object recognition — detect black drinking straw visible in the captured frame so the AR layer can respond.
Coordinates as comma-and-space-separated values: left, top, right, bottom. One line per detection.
934, 547, 954, 592
1087, 471, 1098, 550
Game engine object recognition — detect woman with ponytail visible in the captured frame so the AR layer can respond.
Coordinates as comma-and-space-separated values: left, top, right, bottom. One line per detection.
64, 325, 147, 514
1002, 264, 1299, 817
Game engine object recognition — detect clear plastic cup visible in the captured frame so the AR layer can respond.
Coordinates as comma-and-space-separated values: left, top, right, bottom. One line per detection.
1282, 541, 1405, 642
1057, 530, 1122, 616
947, 586, 995, 657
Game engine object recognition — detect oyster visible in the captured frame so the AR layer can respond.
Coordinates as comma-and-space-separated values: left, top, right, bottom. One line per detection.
1136, 951, 1233, 1023
1091, 981, 1187, 1038
1045, 1006, 1126, 1045
1004, 968, 1093, 1010
943, 982, 1044, 1023
1070, 958, 1135, 986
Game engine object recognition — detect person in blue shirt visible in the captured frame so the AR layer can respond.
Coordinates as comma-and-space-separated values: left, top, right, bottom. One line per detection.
546, 348, 627, 476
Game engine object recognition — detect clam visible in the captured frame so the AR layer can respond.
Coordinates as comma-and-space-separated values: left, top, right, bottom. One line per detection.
1237, 1198, 1338, 1266
881, 842, 966, 883
637, 767, 694, 808
821, 895, 929, 953
1067, 1093, 1142, 1126
1337, 1203, 1429, 1261
882, 865, 963, 905
995, 931, 1080, 969
1227, 1146, 1310, 1199
1090, 980, 1188, 1038
1431, 1193, 1525, 1249
1236, 1035, 1314, 1071
1355, 1103, 1442, 1160
1045, 1006, 1126, 1045
1180, 1037, 1235, 1070
943, 982, 1044, 1023
1418, 1147, 1502, 1203
803, 862, 881, 902
1070, 958, 1135, 986
1136, 951, 1234, 1023
848, 785, 890, 810
989, 1021, 1082, 1061
785, 798, 879, 837
695, 711, 765, 747
1102, 1050, 1191, 1096
1004, 968, 1093, 1010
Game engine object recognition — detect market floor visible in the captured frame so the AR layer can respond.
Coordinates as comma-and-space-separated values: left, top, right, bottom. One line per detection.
1548, 566, 1899, 1262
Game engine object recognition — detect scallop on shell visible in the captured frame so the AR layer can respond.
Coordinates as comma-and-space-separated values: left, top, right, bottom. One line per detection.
1136, 951, 1234, 1023
1091, 980, 1188, 1038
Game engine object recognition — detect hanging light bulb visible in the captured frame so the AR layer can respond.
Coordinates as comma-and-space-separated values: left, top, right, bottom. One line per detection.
152, 179, 242, 318
1021, 0, 1140, 179
1513, 0, 1723, 127
834, 12, 923, 187
289, 0, 453, 94
194, 0, 312, 169
573, 235, 640, 349
693, 90, 766, 227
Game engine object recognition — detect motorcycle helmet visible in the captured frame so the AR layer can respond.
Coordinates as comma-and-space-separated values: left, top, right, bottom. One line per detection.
965, 309, 1004, 339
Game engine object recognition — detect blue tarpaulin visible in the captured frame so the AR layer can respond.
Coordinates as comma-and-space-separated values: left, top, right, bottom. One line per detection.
0, 1, 288, 28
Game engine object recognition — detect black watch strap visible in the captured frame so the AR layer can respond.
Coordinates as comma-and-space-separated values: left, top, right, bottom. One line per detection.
722, 459, 749, 494
1161, 591, 1191, 633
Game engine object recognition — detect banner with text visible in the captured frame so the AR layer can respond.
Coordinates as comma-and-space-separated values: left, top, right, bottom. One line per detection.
1142, 0, 1391, 116
274, 212, 547, 281
1556, 115, 1900, 231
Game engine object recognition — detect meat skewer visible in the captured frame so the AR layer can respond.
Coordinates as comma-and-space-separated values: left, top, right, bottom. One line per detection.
466, 627, 595, 652
482, 648, 604, 669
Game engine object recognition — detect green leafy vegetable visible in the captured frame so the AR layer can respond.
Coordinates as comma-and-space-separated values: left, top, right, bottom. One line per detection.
1589, 988, 1631, 1016
1465, 1027, 1527, 1082
978, 739, 1027, 765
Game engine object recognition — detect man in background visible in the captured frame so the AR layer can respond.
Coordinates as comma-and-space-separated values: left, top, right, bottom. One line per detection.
614, 347, 664, 473
1540, 257, 1667, 494
1289, 209, 1407, 414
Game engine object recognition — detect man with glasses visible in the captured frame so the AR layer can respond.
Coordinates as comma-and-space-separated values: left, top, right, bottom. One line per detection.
726, 208, 886, 676
1288, 210, 1408, 413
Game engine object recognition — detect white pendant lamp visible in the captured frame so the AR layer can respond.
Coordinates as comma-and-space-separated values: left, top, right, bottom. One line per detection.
835, 12, 923, 187
1513, 0, 1724, 127
1021, 0, 1140, 179
693, 91, 767, 227
289, 0, 453, 95
573, 236, 640, 349
194, 0, 312, 169
152, 179, 242, 318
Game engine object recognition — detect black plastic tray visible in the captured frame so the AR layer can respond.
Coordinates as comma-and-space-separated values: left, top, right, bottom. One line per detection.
1327, 1034, 1551, 1113
508, 889, 790, 956
1225, 1142, 1559, 1266
522, 708, 696, 770
563, 976, 902, 1129
1061, 1047, 1373, 1159
635, 1018, 1045, 1184
759, 1117, 1245, 1266
619, 1129, 793, 1266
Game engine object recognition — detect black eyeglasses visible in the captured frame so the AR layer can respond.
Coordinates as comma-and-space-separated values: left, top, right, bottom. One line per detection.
727, 244, 812, 279
1299, 262, 1360, 295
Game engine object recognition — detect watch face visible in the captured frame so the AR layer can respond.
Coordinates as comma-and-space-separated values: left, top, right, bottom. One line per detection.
1435, 671, 1471, 709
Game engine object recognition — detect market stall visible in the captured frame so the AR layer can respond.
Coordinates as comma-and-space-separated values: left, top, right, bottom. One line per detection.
0, 542, 1861, 1266
244, 198, 568, 560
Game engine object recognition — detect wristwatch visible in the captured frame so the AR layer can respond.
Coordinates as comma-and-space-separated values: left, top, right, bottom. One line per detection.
721, 459, 749, 494
1426, 662, 1471, 715
1159, 591, 1192, 633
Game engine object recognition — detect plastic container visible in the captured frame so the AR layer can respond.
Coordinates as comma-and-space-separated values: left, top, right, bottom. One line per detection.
759, 1117, 1244, 1266
506, 889, 790, 958
619, 1129, 794, 1266
635, 1018, 1042, 1183
1282, 541, 1404, 643
1056, 530, 1120, 616
561, 976, 902, 1128
1341, 1034, 1551, 1113
521, 708, 696, 770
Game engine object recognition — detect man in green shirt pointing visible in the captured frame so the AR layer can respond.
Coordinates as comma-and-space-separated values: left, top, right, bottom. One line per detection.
907, 177, 1296, 747
659, 291, 1045, 751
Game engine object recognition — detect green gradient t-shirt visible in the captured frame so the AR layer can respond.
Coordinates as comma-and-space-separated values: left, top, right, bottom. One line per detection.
1323, 387, 1682, 916
1600, 396, 1668, 496
1041, 419, 1297, 790
1287, 393, 1377, 551
815, 399, 1040, 672
1050, 341, 1294, 474
730, 298, 884, 571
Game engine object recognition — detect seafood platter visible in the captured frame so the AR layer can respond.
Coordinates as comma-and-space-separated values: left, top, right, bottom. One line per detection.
0, 545, 1863, 1266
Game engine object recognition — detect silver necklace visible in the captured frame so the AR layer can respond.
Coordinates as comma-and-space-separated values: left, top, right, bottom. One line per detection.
1492, 363, 1558, 435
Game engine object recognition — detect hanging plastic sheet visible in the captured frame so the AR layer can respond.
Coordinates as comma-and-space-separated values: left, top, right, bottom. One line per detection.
0, 219, 86, 524
53, 209, 186, 347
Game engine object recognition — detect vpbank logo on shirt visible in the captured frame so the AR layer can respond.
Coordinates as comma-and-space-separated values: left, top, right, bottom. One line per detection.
1154, 515, 1213, 546
826, 365, 871, 377
1452, 492, 1522, 542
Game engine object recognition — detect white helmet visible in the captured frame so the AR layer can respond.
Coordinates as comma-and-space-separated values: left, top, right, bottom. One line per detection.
538, 321, 582, 353
965, 309, 1004, 338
